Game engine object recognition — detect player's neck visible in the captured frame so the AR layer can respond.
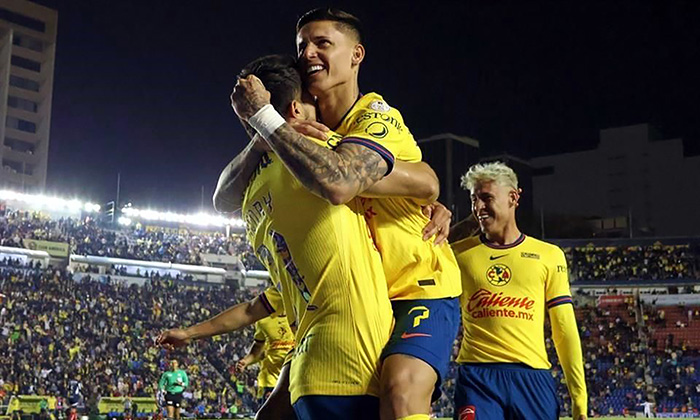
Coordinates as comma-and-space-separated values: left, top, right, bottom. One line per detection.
316, 80, 361, 129
484, 222, 521, 246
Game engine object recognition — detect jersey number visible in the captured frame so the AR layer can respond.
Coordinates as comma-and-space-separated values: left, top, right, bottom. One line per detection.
409, 306, 430, 328
269, 231, 312, 303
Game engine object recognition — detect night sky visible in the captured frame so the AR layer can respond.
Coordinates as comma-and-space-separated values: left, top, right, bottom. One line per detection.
35, 0, 700, 211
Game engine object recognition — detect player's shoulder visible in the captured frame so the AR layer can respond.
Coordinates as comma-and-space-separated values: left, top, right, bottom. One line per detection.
350, 92, 406, 122
523, 236, 566, 260
451, 234, 483, 256
358, 92, 396, 111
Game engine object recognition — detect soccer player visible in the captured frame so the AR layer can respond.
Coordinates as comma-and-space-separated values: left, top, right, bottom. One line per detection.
451, 162, 588, 420
158, 359, 189, 420
236, 313, 295, 402
172, 53, 440, 420
233, 53, 445, 420
231, 9, 461, 420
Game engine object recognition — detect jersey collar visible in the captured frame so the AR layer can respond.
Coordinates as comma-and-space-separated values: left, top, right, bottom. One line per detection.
480, 233, 526, 249
327, 93, 363, 132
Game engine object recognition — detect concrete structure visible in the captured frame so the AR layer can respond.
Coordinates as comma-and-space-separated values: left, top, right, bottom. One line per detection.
531, 124, 700, 237
418, 133, 480, 221
0, 0, 57, 192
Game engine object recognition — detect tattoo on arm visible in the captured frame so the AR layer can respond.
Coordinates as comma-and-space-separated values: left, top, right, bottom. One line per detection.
213, 140, 263, 212
240, 120, 258, 140
265, 123, 388, 203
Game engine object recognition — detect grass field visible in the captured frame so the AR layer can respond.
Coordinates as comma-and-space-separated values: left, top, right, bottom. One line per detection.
231, 417, 625, 420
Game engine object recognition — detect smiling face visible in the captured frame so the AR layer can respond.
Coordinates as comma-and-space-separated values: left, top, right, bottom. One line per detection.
296, 20, 364, 97
470, 180, 519, 236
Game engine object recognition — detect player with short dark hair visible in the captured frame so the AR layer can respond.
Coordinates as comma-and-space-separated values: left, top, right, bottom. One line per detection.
296, 7, 363, 42
231, 8, 461, 420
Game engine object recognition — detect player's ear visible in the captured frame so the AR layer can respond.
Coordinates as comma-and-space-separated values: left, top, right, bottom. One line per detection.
287, 101, 303, 120
510, 188, 522, 207
351, 43, 365, 66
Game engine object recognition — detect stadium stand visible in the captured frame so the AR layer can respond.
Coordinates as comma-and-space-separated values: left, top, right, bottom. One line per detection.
556, 238, 700, 283
0, 210, 264, 270
2, 203, 700, 418
0, 262, 262, 417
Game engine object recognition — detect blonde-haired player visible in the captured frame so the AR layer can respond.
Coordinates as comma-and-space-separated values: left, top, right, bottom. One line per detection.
236, 314, 295, 402
451, 161, 587, 420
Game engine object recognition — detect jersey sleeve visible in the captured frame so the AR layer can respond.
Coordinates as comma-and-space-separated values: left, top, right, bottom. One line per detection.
253, 322, 265, 343
545, 246, 587, 417
545, 247, 574, 310
550, 304, 588, 419
259, 284, 283, 314
338, 103, 417, 174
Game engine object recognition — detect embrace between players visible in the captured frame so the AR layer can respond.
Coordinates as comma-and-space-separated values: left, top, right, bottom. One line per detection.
157, 8, 588, 420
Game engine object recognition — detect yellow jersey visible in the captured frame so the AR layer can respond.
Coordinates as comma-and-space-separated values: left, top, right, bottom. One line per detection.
242, 133, 392, 403
333, 92, 462, 300
452, 234, 574, 368
253, 314, 295, 389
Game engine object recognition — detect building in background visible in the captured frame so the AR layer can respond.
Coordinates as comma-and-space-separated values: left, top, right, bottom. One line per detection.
418, 133, 480, 222
532, 124, 700, 237
0, 0, 57, 192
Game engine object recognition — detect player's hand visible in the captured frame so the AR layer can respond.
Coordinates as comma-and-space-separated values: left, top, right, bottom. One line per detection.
231, 75, 272, 121
288, 119, 330, 140
156, 328, 192, 349
421, 201, 452, 246
235, 360, 249, 373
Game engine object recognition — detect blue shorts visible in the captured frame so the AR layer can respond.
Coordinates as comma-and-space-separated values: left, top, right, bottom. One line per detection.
453, 363, 559, 420
293, 395, 379, 420
381, 298, 460, 395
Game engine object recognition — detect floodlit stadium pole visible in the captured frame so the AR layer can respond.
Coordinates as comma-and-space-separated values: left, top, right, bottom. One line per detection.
116, 172, 121, 218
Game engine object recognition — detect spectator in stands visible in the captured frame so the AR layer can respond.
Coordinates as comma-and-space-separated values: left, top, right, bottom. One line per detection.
566, 243, 698, 282
1, 210, 264, 269
0, 262, 262, 416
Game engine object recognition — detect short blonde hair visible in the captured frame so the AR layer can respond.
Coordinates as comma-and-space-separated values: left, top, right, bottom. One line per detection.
461, 161, 519, 191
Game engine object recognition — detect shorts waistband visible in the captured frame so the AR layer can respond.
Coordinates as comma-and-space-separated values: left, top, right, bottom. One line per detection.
462, 362, 548, 372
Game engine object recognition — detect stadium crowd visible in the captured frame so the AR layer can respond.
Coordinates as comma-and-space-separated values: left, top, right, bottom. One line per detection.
3, 210, 699, 282
564, 243, 699, 282
0, 261, 262, 416
3, 209, 700, 417
0, 210, 264, 270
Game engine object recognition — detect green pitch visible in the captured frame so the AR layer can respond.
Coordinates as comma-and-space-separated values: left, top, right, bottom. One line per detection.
234, 418, 627, 420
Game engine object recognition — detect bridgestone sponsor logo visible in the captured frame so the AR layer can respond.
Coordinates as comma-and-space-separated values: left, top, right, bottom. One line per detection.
467, 288, 535, 321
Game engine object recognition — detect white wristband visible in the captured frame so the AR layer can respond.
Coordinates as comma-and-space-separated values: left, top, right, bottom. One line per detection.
248, 104, 285, 139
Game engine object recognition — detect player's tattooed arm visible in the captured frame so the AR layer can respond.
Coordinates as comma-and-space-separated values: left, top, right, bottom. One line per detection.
213, 134, 268, 213
231, 75, 388, 205
264, 124, 388, 205
361, 161, 439, 205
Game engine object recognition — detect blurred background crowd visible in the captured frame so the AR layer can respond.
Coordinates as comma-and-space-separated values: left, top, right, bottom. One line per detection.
1, 210, 700, 418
